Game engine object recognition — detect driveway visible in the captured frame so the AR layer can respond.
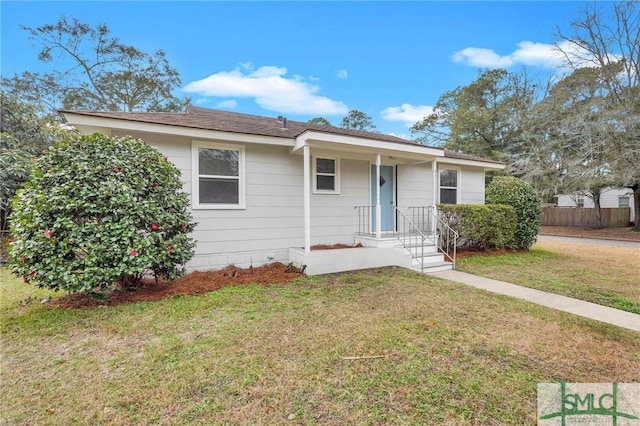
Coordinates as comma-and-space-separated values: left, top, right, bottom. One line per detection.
537, 234, 640, 249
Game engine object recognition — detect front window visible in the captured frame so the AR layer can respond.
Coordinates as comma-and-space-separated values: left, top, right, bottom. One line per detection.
192, 141, 245, 209
619, 196, 630, 208
439, 168, 458, 204
576, 197, 584, 208
313, 157, 340, 193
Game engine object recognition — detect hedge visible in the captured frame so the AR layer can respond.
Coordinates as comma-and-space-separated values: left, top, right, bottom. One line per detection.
486, 176, 542, 250
438, 204, 517, 250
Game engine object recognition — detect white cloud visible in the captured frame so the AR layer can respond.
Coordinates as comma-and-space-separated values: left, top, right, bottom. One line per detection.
452, 40, 597, 69
387, 132, 410, 140
216, 99, 238, 109
381, 104, 434, 127
183, 64, 348, 115
452, 47, 516, 68
336, 69, 348, 79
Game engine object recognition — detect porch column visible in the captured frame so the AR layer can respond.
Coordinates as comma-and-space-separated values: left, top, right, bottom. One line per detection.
375, 154, 382, 239
432, 159, 438, 234
303, 145, 311, 253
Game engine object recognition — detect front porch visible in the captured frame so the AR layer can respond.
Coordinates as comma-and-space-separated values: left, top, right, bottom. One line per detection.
289, 205, 457, 275
290, 130, 463, 276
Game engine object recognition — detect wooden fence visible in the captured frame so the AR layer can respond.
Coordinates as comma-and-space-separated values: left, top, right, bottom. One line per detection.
541, 207, 631, 227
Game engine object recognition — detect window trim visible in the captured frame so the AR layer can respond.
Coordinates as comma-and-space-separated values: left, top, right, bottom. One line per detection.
619, 196, 630, 208
312, 156, 341, 194
438, 167, 461, 204
191, 140, 245, 210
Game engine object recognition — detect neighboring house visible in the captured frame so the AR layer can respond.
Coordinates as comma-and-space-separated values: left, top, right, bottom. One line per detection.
62, 107, 504, 274
555, 188, 635, 222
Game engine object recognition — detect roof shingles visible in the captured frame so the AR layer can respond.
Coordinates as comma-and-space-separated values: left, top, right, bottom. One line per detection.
62, 106, 503, 165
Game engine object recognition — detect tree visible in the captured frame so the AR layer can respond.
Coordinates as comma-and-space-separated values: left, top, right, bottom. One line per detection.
514, 66, 618, 228
9, 133, 196, 296
410, 69, 538, 159
0, 92, 61, 242
307, 117, 332, 126
0, 135, 32, 245
341, 110, 377, 132
556, 0, 640, 230
1, 16, 189, 114
0, 91, 56, 154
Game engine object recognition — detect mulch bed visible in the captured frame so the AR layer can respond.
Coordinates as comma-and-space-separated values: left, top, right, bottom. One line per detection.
311, 242, 363, 250
42, 236, 578, 309
50, 262, 303, 309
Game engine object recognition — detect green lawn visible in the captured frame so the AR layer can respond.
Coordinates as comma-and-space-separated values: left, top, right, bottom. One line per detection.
1, 266, 639, 425
456, 240, 640, 314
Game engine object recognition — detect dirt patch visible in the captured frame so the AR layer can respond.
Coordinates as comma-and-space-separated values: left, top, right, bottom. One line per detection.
50, 262, 303, 309
311, 242, 363, 250
540, 226, 640, 241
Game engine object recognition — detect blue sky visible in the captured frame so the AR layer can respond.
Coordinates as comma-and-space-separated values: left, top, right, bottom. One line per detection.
2, 1, 587, 137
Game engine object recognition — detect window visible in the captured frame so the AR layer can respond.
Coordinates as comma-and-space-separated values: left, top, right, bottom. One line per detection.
313, 157, 340, 193
192, 141, 245, 209
576, 198, 584, 208
439, 168, 458, 204
619, 196, 630, 208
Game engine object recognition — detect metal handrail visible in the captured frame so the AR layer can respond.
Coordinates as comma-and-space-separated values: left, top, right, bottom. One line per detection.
433, 208, 459, 268
407, 206, 434, 235
406, 206, 459, 269
354, 205, 458, 270
394, 207, 429, 272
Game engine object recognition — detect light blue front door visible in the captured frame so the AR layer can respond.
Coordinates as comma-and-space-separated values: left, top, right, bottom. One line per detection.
371, 165, 394, 232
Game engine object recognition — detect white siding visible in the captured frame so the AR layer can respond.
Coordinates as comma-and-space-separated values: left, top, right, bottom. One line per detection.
110, 131, 492, 270
310, 158, 368, 245
397, 163, 434, 208
116, 131, 305, 270
460, 166, 485, 204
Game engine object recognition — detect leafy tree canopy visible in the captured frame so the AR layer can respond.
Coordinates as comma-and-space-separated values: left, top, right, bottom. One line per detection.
1, 16, 189, 114
410, 69, 538, 160
0, 91, 63, 237
341, 110, 377, 132
307, 117, 332, 126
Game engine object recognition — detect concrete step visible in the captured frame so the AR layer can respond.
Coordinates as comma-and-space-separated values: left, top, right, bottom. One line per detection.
403, 245, 438, 256
411, 252, 445, 266
413, 261, 453, 274
400, 236, 437, 246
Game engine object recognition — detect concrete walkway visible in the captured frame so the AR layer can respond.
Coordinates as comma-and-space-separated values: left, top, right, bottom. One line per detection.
430, 270, 640, 332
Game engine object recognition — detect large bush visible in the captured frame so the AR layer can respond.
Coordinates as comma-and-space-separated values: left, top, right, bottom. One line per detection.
438, 204, 517, 250
485, 176, 542, 250
9, 133, 196, 296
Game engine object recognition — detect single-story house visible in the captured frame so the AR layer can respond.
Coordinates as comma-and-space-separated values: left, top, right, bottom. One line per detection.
62, 107, 504, 275
555, 188, 635, 222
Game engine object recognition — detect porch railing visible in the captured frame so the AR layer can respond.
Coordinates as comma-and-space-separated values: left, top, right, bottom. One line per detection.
354, 205, 459, 269
433, 208, 459, 268
395, 208, 429, 272
354, 205, 396, 236
407, 206, 434, 234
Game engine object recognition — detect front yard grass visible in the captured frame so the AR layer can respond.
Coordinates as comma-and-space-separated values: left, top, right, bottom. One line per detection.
456, 240, 640, 314
2, 266, 639, 425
